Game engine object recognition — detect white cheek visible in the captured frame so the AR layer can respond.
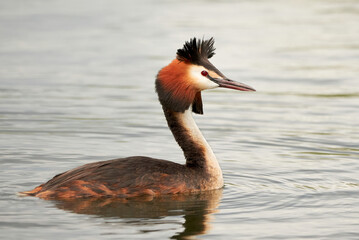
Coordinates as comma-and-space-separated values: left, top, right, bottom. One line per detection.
189, 66, 219, 90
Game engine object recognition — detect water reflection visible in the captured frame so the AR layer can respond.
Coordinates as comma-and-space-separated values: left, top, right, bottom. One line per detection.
52, 189, 222, 239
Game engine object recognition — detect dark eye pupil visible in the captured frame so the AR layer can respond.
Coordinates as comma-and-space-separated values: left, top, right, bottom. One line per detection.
201, 70, 208, 76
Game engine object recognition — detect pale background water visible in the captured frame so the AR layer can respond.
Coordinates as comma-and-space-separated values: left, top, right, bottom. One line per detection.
1, 0, 359, 239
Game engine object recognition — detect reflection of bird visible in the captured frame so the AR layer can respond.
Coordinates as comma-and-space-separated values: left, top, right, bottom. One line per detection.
53, 189, 223, 239
20, 37, 255, 199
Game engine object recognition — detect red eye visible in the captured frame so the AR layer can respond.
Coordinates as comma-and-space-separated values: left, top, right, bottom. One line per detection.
201, 70, 208, 76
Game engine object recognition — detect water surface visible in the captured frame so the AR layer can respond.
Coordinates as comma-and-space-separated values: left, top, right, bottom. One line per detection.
1, 0, 359, 239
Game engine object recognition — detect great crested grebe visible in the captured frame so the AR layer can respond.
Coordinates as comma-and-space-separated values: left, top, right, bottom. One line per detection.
20, 37, 255, 199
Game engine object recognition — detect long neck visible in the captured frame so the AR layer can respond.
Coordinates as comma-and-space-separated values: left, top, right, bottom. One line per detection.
162, 106, 222, 175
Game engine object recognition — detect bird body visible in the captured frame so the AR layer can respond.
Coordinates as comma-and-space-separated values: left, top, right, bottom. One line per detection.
20, 37, 255, 199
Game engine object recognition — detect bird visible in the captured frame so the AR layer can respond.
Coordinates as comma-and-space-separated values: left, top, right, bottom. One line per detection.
20, 37, 255, 199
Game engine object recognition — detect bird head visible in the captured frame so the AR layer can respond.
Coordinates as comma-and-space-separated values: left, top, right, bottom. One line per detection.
156, 37, 255, 114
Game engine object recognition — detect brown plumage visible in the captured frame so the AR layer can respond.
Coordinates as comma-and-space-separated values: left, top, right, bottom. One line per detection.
22, 157, 209, 199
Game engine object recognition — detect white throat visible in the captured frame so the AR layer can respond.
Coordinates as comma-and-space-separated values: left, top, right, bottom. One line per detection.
179, 109, 223, 185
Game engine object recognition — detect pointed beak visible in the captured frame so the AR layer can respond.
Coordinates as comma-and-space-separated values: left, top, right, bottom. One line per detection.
209, 76, 256, 91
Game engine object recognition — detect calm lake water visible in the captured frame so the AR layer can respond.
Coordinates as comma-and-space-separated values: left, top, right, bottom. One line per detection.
1, 0, 359, 239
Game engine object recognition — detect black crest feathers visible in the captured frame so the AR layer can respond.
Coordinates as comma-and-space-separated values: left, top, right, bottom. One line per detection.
176, 37, 216, 65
